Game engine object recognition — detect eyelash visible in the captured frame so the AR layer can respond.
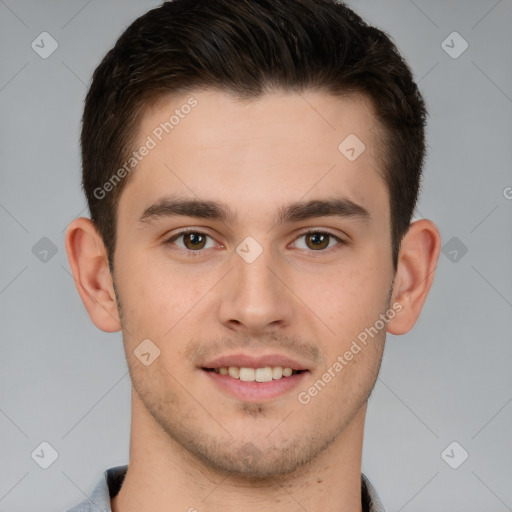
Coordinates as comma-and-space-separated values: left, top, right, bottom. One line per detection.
163, 229, 346, 257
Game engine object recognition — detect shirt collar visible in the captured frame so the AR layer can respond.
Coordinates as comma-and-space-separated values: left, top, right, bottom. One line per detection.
361, 472, 387, 512
67, 465, 386, 512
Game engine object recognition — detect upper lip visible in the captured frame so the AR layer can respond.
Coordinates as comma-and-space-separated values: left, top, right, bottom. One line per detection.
201, 353, 310, 371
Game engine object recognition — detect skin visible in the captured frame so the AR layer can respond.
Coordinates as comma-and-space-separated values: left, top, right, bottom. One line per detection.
66, 89, 441, 512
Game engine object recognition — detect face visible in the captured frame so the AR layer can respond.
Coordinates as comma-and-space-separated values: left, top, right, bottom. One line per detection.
112, 88, 395, 478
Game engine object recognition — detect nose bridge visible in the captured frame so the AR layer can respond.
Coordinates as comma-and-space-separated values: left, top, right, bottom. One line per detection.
218, 237, 291, 330
237, 240, 277, 292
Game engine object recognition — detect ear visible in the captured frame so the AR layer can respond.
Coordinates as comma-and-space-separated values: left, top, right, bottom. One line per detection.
387, 219, 441, 335
65, 217, 122, 332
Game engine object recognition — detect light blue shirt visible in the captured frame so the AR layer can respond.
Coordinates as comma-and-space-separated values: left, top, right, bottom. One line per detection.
66, 465, 386, 512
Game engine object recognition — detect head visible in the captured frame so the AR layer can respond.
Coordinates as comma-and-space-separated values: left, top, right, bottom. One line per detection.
67, 0, 440, 480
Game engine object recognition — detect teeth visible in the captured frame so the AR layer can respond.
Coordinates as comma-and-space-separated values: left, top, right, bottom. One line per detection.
272, 366, 283, 379
282, 367, 293, 377
228, 366, 240, 379
239, 367, 255, 381
255, 367, 273, 382
214, 366, 298, 381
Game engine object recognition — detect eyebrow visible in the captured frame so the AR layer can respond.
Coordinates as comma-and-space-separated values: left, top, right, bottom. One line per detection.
138, 195, 371, 226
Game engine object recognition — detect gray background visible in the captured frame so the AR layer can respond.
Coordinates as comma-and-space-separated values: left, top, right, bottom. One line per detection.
1, 0, 511, 510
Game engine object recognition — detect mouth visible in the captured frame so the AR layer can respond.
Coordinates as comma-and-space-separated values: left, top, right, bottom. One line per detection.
199, 353, 311, 401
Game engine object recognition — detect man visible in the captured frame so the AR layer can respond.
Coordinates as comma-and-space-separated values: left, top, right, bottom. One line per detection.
65, 0, 441, 510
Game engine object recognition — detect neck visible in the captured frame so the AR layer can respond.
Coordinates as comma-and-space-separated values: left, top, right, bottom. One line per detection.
111, 389, 367, 512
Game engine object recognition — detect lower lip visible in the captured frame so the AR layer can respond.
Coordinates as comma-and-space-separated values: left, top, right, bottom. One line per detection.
202, 369, 309, 401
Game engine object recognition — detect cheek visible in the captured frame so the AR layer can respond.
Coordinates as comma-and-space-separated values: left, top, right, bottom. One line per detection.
113, 251, 174, 336
116, 253, 218, 346
307, 269, 388, 393
319, 262, 391, 337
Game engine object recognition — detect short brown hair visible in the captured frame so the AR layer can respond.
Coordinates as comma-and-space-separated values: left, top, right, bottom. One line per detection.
81, 0, 427, 271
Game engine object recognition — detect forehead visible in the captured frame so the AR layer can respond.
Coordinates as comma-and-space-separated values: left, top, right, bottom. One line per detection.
118, 88, 388, 225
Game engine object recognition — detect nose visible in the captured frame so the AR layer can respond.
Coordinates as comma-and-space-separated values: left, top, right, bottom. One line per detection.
216, 241, 294, 334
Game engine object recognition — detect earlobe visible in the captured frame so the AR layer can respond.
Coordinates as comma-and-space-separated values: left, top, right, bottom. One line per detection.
65, 217, 122, 333
387, 219, 441, 335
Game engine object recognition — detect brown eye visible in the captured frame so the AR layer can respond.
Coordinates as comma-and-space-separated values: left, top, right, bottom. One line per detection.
182, 232, 207, 250
293, 231, 343, 252
304, 232, 331, 250
166, 230, 216, 253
